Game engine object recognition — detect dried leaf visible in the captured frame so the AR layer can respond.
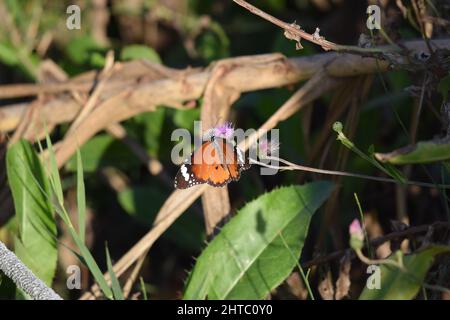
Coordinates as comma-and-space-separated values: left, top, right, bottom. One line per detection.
318, 270, 334, 300
335, 255, 352, 300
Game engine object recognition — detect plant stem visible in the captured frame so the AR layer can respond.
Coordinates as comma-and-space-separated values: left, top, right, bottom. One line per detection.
0, 241, 62, 300
249, 157, 450, 189
279, 233, 315, 300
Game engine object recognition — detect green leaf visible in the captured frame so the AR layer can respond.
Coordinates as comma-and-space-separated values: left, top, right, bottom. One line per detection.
45, 133, 64, 205
359, 246, 450, 300
66, 36, 106, 65
184, 182, 334, 299
333, 122, 406, 183
0, 42, 19, 65
66, 225, 113, 299
105, 244, 124, 300
375, 137, 450, 164
6, 140, 57, 286
76, 149, 86, 244
173, 108, 200, 131
42, 134, 113, 300
126, 108, 165, 157
196, 31, 229, 62
90, 52, 106, 68
120, 45, 161, 63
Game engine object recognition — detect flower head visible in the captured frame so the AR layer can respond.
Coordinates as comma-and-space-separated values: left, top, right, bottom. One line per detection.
214, 122, 234, 140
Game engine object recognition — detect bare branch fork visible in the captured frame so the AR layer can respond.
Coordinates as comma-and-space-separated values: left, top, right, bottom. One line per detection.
0, 241, 62, 300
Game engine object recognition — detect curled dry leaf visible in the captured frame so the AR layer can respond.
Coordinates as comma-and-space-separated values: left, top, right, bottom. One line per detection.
285, 272, 308, 300
335, 255, 352, 300
284, 22, 303, 50
318, 269, 334, 300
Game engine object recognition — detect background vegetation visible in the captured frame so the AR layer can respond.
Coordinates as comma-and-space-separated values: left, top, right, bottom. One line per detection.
0, 0, 449, 300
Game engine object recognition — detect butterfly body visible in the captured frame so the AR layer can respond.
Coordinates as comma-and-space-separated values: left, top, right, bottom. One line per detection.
174, 136, 250, 189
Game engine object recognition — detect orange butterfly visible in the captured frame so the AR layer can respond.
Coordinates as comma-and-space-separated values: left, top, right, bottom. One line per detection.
174, 135, 250, 189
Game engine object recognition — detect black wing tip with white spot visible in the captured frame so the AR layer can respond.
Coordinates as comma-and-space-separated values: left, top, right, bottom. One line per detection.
174, 163, 206, 189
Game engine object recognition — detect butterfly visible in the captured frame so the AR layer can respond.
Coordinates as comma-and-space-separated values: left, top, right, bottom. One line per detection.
174, 135, 251, 189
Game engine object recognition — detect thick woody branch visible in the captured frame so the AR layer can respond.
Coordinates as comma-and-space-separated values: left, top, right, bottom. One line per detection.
1, 39, 449, 134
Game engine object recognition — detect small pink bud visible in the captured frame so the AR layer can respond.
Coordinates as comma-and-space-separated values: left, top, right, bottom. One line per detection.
349, 219, 364, 250
349, 219, 363, 236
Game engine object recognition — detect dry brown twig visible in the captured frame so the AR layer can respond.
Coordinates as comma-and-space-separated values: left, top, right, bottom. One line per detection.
66, 50, 116, 135
232, 0, 400, 55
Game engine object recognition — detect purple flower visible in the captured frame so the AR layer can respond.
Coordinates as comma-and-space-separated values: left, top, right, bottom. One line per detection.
214, 122, 234, 140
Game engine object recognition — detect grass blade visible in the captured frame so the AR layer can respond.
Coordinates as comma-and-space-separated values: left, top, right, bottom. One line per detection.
76, 149, 86, 244
105, 243, 124, 300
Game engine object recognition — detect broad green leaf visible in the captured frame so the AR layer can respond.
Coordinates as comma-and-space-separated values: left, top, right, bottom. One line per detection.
76, 149, 86, 244
6, 140, 57, 286
105, 245, 124, 300
184, 182, 334, 299
375, 137, 450, 164
118, 186, 204, 251
120, 45, 161, 63
359, 246, 450, 300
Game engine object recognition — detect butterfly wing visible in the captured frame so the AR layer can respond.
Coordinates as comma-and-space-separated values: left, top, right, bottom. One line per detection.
222, 140, 250, 181
174, 161, 205, 189
174, 138, 251, 189
174, 140, 230, 189
192, 139, 232, 187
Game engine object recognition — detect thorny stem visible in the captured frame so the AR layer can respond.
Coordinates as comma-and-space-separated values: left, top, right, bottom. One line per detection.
249, 157, 450, 189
